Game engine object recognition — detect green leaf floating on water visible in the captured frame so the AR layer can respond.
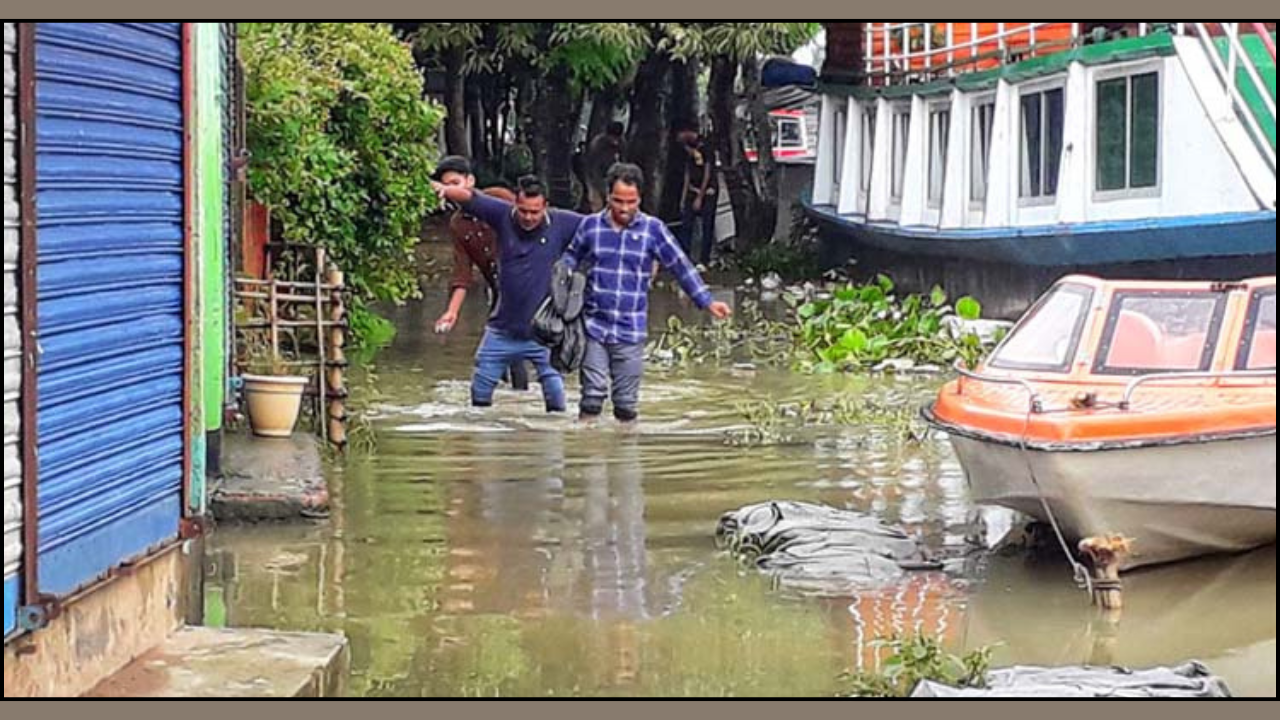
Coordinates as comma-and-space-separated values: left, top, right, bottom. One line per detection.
956, 296, 982, 321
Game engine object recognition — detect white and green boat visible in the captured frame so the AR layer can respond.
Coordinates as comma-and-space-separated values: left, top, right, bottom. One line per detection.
807, 23, 1276, 318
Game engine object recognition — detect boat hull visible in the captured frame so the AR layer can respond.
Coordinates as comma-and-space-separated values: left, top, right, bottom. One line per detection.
804, 204, 1277, 319
945, 431, 1277, 570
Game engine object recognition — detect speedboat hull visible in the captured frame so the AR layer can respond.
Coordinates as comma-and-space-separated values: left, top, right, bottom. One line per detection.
945, 430, 1277, 569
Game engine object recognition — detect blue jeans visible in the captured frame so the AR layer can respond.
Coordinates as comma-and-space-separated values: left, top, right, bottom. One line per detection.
472, 329, 566, 412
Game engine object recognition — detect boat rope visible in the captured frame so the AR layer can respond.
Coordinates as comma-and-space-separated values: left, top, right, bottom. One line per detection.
1017, 401, 1095, 598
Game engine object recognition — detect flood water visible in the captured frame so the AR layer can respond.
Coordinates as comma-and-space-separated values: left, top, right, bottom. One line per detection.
207, 250, 1276, 698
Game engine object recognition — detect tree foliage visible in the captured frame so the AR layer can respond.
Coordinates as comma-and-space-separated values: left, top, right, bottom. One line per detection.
241, 23, 444, 342
415, 22, 652, 89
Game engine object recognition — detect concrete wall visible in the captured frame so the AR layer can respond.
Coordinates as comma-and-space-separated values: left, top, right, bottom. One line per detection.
3, 547, 198, 697
3, 21, 22, 641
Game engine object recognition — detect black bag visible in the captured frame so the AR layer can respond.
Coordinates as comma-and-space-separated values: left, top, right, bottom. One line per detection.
534, 261, 590, 374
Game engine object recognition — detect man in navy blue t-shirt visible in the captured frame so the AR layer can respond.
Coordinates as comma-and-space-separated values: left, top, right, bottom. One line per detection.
432, 175, 585, 413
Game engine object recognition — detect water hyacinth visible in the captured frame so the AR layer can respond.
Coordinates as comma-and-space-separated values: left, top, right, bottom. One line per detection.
649, 276, 998, 374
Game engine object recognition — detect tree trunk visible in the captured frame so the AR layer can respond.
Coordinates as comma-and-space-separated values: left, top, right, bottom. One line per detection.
742, 58, 778, 245
577, 86, 620, 211
517, 68, 541, 182
483, 76, 506, 176
626, 53, 672, 212
660, 59, 700, 220
467, 79, 487, 174
586, 86, 619, 147
442, 47, 469, 157
710, 56, 761, 246
534, 67, 578, 208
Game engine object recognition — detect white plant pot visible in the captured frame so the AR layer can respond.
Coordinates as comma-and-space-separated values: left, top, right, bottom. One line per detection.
243, 374, 310, 439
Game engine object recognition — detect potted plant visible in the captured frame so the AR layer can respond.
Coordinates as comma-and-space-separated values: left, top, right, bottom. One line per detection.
241, 334, 311, 439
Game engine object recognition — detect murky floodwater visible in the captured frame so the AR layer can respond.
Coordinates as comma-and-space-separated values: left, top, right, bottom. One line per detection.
207, 250, 1276, 697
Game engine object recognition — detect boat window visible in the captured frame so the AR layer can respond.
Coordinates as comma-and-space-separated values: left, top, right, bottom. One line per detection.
928, 105, 950, 207
1097, 72, 1160, 193
860, 107, 876, 193
891, 107, 910, 201
1097, 292, 1226, 375
1242, 290, 1276, 371
970, 100, 996, 204
990, 284, 1093, 372
832, 104, 847, 198
1019, 87, 1065, 200
778, 117, 805, 149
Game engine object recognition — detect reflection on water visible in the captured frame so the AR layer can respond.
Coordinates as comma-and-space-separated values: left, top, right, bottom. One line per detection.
208, 253, 1276, 697
965, 546, 1276, 697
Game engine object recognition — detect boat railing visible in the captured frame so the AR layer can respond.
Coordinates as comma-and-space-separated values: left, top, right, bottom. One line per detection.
1188, 23, 1278, 175
952, 363, 1045, 414
954, 364, 1276, 414
863, 23, 1077, 86
1120, 369, 1277, 410
862, 21, 1277, 177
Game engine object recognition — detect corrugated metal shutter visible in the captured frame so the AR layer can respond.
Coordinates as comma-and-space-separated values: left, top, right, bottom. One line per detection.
34, 23, 185, 597
3, 21, 21, 639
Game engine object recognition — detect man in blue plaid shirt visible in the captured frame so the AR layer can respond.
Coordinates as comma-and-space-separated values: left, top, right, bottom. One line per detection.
562, 163, 732, 423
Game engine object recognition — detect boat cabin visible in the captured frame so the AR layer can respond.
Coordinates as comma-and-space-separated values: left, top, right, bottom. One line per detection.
987, 275, 1276, 380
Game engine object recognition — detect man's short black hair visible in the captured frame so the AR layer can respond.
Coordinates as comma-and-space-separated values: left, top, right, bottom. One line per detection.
607, 121, 626, 137
516, 175, 547, 200
605, 162, 645, 196
432, 155, 473, 181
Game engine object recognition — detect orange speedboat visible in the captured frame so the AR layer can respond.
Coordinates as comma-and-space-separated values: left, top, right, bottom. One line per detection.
926, 276, 1276, 569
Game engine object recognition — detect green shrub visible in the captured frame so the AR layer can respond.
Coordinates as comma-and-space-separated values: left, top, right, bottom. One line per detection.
241, 23, 445, 346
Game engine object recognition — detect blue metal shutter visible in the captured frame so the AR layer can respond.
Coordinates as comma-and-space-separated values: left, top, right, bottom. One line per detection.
3, 21, 21, 638
34, 23, 185, 597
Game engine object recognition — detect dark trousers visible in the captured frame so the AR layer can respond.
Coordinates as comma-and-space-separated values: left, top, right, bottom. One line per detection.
677, 193, 717, 265
505, 361, 530, 391
579, 339, 645, 422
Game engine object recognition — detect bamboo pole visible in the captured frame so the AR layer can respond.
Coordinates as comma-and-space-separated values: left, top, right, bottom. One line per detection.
238, 278, 344, 292
316, 247, 329, 446
235, 243, 351, 448
268, 279, 280, 364
326, 265, 348, 448
236, 290, 335, 304
238, 319, 348, 330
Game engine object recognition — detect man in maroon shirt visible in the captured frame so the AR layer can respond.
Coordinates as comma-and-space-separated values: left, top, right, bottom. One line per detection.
432, 156, 528, 390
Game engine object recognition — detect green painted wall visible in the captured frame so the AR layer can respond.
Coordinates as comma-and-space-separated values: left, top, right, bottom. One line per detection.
199, 23, 227, 436
188, 22, 228, 515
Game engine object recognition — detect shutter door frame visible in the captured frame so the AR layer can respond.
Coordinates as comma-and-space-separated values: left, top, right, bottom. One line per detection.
3, 21, 22, 640
27, 22, 193, 607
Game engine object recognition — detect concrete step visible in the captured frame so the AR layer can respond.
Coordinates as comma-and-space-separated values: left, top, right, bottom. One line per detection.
212, 432, 330, 522
86, 627, 348, 698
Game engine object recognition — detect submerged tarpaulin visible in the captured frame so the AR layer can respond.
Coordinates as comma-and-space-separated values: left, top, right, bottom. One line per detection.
911, 663, 1233, 698
716, 501, 944, 596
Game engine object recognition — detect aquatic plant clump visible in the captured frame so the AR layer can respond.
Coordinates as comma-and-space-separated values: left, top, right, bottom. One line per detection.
841, 635, 995, 698
791, 276, 987, 373
649, 276, 995, 373
726, 395, 925, 448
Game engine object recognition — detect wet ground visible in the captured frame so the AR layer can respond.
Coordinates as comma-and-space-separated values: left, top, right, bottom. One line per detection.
207, 246, 1276, 698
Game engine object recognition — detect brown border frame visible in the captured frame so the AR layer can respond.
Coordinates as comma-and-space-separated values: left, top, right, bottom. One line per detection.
17, 21, 39, 611
181, 22, 195, 518
12, 24, 202, 628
